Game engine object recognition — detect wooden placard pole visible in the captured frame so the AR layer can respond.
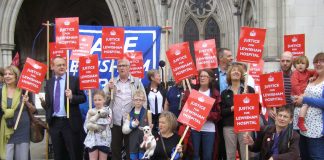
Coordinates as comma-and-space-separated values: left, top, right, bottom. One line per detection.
42, 20, 50, 158
243, 63, 250, 160
41, 20, 52, 160
182, 80, 186, 91
243, 63, 250, 94
45, 21, 50, 80
163, 20, 172, 89
245, 132, 249, 160
170, 79, 191, 160
274, 107, 277, 115
45, 124, 49, 160
110, 59, 114, 100
147, 110, 152, 127
88, 89, 92, 110
14, 91, 29, 130
185, 79, 192, 91
66, 50, 70, 118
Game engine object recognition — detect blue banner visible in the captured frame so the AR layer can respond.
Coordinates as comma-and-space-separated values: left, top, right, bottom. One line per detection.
69, 25, 161, 88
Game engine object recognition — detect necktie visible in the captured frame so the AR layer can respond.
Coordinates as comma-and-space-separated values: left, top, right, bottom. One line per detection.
54, 77, 61, 113
155, 95, 158, 115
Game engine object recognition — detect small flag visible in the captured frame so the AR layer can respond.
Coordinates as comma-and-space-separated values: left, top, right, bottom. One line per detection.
11, 52, 20, 67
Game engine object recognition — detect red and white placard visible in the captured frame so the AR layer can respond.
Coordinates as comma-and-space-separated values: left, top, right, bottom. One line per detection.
249, 59, 264, 86
49, 42, 66, 61
79, 54, 99, 90
70, 35, 94, 61
124, 52, 144, 78
194, 39, 218, 70
55, 17, 79, 49
260, 72, 286, 107
102, 27, 124, 60
18, 58, 47, 93
166, 42, 197, 83
237, 27, 266, 63
284, 34, 305, 58
177, 89, 215, 131
234, 94, 260, 132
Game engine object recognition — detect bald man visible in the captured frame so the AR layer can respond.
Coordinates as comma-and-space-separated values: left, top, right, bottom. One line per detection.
268, 52, 293, 124
280, 51, 293, 104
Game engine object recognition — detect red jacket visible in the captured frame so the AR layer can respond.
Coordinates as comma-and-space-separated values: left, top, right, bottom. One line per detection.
291, 69, 316, 96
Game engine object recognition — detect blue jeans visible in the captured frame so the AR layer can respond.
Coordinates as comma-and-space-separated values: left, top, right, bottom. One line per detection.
300, 134, 324, 160
191, 130, 215, 160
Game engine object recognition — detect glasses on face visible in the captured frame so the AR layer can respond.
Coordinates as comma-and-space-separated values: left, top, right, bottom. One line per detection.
117, 64, 129, 68
313, 59, 324, 65
133, 99, 143, 102
199, 75, 210, 79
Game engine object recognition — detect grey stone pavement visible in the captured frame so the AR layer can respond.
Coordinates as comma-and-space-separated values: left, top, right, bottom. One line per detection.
30, 131, 53, 160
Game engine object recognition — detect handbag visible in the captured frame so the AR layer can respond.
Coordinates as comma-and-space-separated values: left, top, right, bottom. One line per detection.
27, 102, 47, 143
0, 90, 14, 128
5, 118, 14, 128
29, 115, 47, 143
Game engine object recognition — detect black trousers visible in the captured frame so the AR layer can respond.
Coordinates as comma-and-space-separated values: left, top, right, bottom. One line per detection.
49, 117, 83, 160
111, 125, 130, 160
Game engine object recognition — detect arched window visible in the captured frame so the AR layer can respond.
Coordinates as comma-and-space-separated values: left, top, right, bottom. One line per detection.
244, 2, 254, 27
183, 18, 199, 61
204, 18, 221, 48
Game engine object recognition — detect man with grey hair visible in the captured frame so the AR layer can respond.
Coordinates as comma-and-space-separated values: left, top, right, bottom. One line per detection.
215, 48, 234, 93
104, 58, 146, 160
214, 48, 233, 160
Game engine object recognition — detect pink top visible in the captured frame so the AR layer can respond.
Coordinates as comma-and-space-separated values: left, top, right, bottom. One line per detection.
291, 69, 317, 96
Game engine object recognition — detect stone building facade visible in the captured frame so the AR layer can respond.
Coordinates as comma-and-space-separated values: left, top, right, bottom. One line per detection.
1, 0, 324, 72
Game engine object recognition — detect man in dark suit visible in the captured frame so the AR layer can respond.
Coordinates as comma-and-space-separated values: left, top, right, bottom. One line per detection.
44, 56, 86, 160
214, 48, 233, 160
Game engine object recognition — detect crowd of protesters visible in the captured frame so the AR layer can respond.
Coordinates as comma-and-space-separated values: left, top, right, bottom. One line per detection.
1, 50, 324, 160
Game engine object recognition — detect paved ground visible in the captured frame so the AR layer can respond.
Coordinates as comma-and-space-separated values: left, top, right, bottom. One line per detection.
30, 130, 53, 160
30, 112, 53, 160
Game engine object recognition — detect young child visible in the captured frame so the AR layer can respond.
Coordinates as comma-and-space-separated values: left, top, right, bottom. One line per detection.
291, 55, 316, 131
84, 90, 112, 160
127, 90, 151, 160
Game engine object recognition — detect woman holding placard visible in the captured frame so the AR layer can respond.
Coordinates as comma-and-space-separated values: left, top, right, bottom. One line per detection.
294, 52, 324, 160
220, 63, 255, 160
182, 69, 221, 160
145, 69, 166, 133
0, 65, 36, 160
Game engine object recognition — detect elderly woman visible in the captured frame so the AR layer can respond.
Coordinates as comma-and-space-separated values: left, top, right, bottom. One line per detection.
145, 69, 166, 132
151, 111, 182, 159
220, 63, 255, 160
294, 52, 324, 159
182, 69, 221, 160
0, 65, 36, 160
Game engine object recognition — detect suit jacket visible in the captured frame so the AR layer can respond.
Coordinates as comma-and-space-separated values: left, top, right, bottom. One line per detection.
213, 68, 220, 91
44, 75, 86, 132
249, 126, 300, 160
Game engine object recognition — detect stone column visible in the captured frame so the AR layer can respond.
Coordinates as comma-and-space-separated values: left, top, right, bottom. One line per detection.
0, 43, 15, 67
261, 0, 283, 73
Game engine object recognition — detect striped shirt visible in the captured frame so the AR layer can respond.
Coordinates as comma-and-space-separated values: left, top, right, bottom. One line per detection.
282, 70, 292, 104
